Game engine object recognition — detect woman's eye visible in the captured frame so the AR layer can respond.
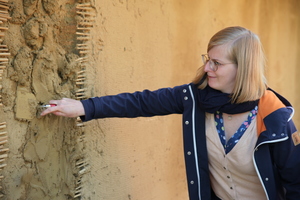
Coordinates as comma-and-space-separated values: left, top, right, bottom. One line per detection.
213, 61, 221, 66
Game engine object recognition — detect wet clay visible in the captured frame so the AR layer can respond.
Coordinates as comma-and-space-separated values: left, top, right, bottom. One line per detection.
2, 0, 88, 199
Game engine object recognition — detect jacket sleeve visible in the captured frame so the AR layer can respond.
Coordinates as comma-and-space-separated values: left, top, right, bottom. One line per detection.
80, 85, 186, 121
271, 119, 300, 199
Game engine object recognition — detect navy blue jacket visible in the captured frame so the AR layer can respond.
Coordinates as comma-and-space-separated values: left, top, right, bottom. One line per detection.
81, 83, 300, 200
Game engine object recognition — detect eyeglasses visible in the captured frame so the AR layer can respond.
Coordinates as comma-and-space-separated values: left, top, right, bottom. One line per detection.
201, 54, 234, 72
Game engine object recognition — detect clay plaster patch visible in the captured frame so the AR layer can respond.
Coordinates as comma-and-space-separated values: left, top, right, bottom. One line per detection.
15, 87, 37, 120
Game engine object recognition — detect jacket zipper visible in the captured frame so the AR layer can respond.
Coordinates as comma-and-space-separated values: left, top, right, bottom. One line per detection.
188, 85, 202, 200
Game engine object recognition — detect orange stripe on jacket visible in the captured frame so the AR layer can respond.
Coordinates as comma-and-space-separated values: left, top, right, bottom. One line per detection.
256, 90, 286, 136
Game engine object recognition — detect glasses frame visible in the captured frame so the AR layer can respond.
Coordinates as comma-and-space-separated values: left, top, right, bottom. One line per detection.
201, 54, 234, 72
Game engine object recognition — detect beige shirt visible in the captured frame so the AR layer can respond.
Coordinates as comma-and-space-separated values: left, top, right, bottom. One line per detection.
206, 113, 266, 200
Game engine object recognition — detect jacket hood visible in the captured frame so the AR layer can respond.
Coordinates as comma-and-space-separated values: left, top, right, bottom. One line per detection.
257, 88, 293, 135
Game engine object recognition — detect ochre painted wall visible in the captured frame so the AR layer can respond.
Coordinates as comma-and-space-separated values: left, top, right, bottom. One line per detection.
81, 1, 300, 200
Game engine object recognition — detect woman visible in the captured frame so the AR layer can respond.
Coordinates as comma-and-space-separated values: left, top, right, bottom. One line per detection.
41, 26, 300, 200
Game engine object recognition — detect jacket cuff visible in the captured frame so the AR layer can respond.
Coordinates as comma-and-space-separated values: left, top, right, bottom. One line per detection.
80, 98, 95, 122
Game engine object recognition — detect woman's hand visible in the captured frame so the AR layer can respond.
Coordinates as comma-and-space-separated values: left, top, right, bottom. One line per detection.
40, 98, 85, 118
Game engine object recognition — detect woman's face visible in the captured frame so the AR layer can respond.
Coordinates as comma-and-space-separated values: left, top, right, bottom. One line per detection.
204, 44, 237, 93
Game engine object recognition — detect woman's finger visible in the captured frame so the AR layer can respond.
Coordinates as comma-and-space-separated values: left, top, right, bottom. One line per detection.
40, 105, 60, 116
49, 100, 60, 105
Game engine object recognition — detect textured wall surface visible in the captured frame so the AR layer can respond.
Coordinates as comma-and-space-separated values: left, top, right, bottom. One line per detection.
81, 1, 300, 199
2, 0, 300, 200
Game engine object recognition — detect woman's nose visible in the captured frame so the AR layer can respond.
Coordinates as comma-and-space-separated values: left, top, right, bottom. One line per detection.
204, 61, 212, 72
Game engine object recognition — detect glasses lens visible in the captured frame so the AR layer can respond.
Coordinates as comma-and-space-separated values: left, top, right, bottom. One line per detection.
202, 54, 217, 71
211, 64, 216, 71
202, 54, 208, 65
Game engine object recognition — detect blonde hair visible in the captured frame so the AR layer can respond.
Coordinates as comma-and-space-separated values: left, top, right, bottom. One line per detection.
193, 26, 267, 103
